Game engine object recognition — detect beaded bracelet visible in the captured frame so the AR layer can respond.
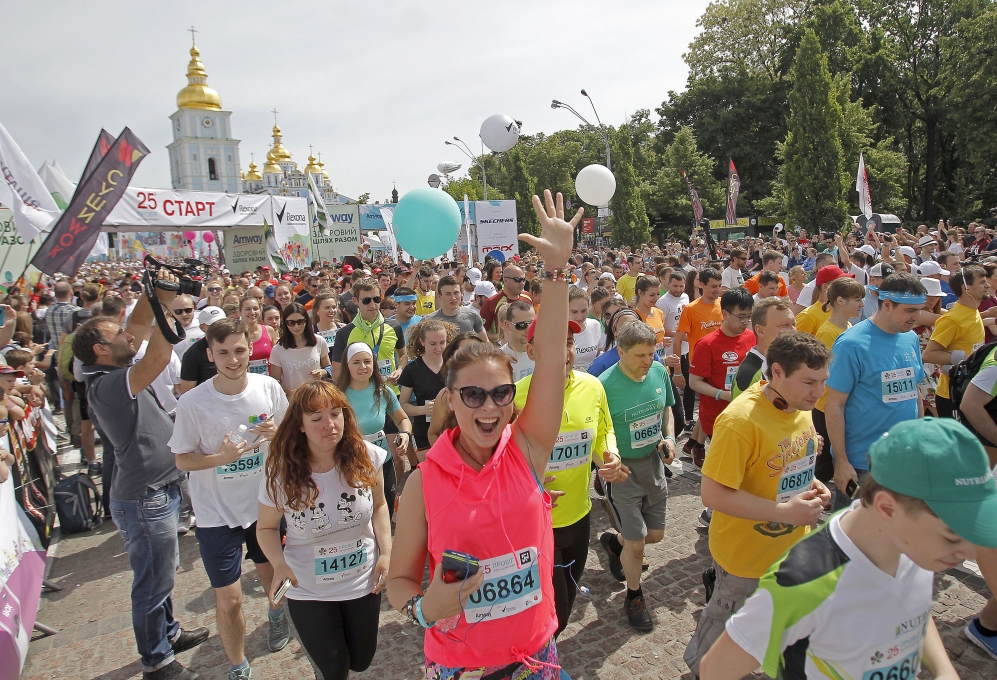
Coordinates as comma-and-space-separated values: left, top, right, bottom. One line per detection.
402, 594, 422, 625
540, 266, 571, 282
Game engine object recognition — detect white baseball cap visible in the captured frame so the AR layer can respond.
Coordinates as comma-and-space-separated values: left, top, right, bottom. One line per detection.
473, 281, 497, 297
466, 267, 483, 285
920, 277, 947, 298
198, 306, 226, 326
858, 244, 877, 256
918, 260, 949, 277
899, 246, 917, 259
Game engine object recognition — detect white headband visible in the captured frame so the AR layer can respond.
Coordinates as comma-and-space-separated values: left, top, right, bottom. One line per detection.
345, 342, 374, 362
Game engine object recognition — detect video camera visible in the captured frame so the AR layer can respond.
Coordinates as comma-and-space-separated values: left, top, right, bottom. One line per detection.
141, 254, 208, 344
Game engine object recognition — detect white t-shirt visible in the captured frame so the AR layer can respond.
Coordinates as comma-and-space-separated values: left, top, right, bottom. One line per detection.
133, 340, 182, 414
259, 442, 387, 601
173, 322, 205, 360
269, 342, 329, 391
500, 344, 535, 381
572, 318, 602, 373
727, 506, 934, 680
797, 279, 818, 307
721, 266, 745, 290
850, 263, 869, 286
656, 292, 690, 355
169, 373, 289, 529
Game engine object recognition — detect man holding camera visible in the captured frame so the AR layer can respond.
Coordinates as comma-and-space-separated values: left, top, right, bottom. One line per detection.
75, 270, 208, 680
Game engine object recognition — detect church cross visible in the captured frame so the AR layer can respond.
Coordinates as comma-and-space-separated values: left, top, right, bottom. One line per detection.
188, 26, 197, 45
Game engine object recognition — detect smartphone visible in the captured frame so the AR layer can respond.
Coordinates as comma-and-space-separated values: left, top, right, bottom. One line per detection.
442, 550, 480, 583
272, 578, 292, 606
0, 308, 4, 326
845, 479, 859, 499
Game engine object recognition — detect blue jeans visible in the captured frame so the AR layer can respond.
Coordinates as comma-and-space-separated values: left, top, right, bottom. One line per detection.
833, 468, 870, 510
110, 481, 182, 672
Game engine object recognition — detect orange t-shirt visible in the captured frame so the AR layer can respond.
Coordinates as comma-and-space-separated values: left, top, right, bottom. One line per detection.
637, 306, 668, 353
744, 272, 788, 297
677, 298, 723, 362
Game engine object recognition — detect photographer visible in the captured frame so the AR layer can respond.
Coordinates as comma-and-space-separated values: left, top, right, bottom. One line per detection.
75, 269, 208, 680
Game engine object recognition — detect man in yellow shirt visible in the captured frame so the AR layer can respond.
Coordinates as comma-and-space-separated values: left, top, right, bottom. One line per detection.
683, 331, 833, 675
794, 265, 852, 336
615, 254, 643, 304
923, 265, 989, 418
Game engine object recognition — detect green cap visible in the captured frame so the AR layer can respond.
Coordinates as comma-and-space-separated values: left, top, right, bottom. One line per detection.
869, 418, 997, 548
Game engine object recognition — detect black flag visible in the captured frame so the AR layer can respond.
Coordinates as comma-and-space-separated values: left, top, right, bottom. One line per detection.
32, 128, 148, 275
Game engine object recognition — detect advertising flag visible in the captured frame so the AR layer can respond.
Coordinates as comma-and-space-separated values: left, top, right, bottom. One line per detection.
263, 219, 288, 274
0, 121, 61, 241
680, 167, 703, 224
856, 152, 873, 219
308, 172, 330, 234
32, 127, 149, 275
726, 158, 740, 225
79, 129, 117, 194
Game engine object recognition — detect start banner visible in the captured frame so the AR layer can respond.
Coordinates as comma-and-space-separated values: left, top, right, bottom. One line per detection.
474, 200, 518, 262
104, 189, 271, 229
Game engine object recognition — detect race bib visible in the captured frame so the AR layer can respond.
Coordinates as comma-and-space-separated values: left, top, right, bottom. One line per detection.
314, 538, 371, 585
776, 445, 817, 503
629, 413, 662, 448
377, 358, 392, 378
724, 365, 738, 391
549, 429, 594, 471
317, 329, 337, 349
216, 444, 264, 483
863, 650, 920, 680
881, 367, 917, 403
463, 547, 542, 623
363, 429, 387, 450
249, 359, 268, 375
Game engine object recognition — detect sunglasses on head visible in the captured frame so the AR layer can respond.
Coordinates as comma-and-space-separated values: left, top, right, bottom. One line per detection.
361, 296, 382, 305
511, 320, 531, 331
285, 318, 307, 327
504, 276, 526, 283
456, 384, 517, 408
172, 307, 194, 315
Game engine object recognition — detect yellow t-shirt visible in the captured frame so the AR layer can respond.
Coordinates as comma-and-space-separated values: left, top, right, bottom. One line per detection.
616, 273, 640, 305
415, 289, 436, 315
930, 302, 985, 398
813, 320, 850, 412
795, 301, 831, 336
514, 371, 617, 528
702, 382, 817, 579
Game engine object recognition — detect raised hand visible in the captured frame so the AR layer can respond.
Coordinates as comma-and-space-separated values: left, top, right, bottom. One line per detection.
520, 190, 583, 266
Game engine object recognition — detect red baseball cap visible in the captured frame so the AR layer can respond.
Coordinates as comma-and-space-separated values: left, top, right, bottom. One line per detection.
815, 265, 854, 288
526, 318, 581, 343
342, 264, 354, 275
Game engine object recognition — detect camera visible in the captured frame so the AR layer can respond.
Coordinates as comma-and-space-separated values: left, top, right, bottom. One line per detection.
143, 254, 205, 298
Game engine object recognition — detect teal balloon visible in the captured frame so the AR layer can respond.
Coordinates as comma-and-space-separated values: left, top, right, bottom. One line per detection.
392, 188, 462, 260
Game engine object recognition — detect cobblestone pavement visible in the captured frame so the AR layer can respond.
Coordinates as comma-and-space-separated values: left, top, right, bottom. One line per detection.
22, 452, 997, 679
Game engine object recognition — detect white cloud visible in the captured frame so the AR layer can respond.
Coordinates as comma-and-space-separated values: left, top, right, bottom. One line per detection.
2, 0, 707, 201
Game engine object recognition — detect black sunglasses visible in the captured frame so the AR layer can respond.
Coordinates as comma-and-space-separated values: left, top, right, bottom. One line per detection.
456, 384, 517, 408
511, 321, 531, 330
504, 276, 526, 284
361, 296, 382, 305
285, 318, 307, 327
172, 307, 194, 315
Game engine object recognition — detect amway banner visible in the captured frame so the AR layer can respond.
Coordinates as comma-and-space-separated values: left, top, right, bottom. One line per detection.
311, 205, 361, 263
475, 200, 518, 262
223, 226, 269, 272
104, 188, 271, 229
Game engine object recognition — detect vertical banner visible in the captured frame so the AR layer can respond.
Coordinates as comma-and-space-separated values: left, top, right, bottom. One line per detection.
474, 200, 518, 262
856, 151, 873, 219
310, 205, 361, 263
582, 217, 595, 234
0, 208, 43, 290
726, 158, 740, 225
680, 167, 704, 224
271, 197, 310, 270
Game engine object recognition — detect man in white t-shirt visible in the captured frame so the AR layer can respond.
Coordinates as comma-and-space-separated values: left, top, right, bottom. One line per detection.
499, 299, 536, 381
169, 318, 289, 679
720, 248, 747, 292
792, 252, 835, 314
170, 294, 204, 361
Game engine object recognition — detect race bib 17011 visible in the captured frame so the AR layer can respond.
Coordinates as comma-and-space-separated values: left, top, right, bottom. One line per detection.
549, 429, 594, 471
463, 547, 542, 623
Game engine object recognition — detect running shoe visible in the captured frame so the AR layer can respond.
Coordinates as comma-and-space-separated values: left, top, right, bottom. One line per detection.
171, 627, 209, 654
692, 444, 706, 469
699, 508, 713, 527
87, 461, 102, 477
143, 661, 200, 680
228, 665, 252, 680
966, 619, 997, 661
268, 612, 290, 652
702, 567, 717, 604
599, 532, 626, 581
624, 594, 653, 632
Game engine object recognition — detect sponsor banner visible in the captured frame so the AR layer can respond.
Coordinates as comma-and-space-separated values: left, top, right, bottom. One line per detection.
311, 205, 361, 262
582, 217, 595, 234
0, 208, 43, 290
474, 200, 518, 262
104, 188, 270, 229
271, 197, 311, 270
0, 121, 60, 242
359, 204, 396, 232
223, 227, 269, 271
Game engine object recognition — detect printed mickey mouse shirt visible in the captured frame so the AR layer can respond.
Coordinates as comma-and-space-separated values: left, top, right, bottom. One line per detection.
259, 441, 387, 601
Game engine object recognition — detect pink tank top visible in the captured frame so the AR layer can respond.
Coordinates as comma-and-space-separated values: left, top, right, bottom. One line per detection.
248, 326, 272, 375
420, 425, 556, 668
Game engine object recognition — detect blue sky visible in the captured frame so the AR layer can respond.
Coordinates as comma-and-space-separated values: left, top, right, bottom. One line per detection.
4, 0, 710, 201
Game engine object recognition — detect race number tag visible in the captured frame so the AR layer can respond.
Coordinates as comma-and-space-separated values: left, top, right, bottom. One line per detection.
629, 413, 662, 449
363, 429, 387, 450
377, 358, 392, 378
314, 538, 370, 585
549, 429, 594, 471
724, 365, 738, 391
881, 367, 917, 403
216, 444, 264, 482
862, 650, 920, 680
776, 443, 817, 503
249, 359, 269, 375
463, 547, 542, 623
317, 329, 336, 350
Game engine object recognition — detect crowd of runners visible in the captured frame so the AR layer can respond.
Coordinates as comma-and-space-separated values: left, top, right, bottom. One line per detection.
7, 195, 997, 680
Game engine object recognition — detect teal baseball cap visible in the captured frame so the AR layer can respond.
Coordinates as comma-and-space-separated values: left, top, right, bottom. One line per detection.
869, 418, 997, 548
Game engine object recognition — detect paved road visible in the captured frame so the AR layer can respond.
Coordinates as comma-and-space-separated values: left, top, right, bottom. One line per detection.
22, 454, 997, 679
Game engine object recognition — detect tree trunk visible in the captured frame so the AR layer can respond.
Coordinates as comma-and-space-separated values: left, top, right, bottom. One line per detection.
923, 116, 937, 222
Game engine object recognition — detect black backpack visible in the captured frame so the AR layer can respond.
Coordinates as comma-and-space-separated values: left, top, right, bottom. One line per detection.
55, 473, 102, 534
949, 340, 997, 433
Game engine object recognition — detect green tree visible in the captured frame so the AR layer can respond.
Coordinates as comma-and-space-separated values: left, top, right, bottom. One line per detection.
647, 126, 724, 235
442, 176, 499, 202
783, 29, 847, 230
504, 146, 539, 239
347, 192, 370, 205
609, 124, 651, 248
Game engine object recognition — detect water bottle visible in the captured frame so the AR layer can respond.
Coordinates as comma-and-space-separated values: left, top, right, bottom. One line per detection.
229, 424, 249, 446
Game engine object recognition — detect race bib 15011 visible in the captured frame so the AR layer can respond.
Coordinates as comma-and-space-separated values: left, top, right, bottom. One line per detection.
881, 367, 917, 403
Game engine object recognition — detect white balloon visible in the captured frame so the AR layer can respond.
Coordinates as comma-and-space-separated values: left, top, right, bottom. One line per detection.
574, 164, 617, 206
479, 114, 520, 153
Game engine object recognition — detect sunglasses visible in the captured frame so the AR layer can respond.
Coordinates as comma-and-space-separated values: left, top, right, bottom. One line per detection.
456, 384, 517, 408
172, 307, 194, 315
207, 287, 223, 293
504, 276, 526, 284
511, 320, 531, 330
361, 296, 382, 305
285, 318, 307, 327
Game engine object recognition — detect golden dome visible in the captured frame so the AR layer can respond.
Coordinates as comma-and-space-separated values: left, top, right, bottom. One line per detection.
262, 150, 282, 174
304, 154, 321, 175
269, 124, 292, 162
176, 45, 222, 111
245, 160, 262, 181
318, 154, 329, 181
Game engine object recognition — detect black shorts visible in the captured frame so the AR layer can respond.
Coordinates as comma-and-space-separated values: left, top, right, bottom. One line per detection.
195, 521, 279, 589
72, 380, 89, 422
384, 412, 398, 435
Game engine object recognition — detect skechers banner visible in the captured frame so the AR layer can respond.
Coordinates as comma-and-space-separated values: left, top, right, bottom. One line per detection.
32, 127, 149, 275
475, 200, 519, 262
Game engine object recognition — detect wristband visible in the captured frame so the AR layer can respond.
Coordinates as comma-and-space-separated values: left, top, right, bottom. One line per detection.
663, 435, 676, 444
414, 595, 435, 628
715, 389, 722, 400
540, 266, 571, 282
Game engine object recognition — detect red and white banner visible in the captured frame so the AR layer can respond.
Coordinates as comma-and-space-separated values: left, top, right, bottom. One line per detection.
856, 152, 873, 219
582, 217, 595, 234
104, 188, 271, 229
475, 200, 518, 262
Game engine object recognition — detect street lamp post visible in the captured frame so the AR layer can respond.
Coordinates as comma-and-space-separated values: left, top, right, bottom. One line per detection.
446, 137, 487, 200
551, 89, 611, 171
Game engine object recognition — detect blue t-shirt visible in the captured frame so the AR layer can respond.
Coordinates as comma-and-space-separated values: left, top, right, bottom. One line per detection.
825, 319, 924, 470
940, 281, 958, 310
346, 383, 401, 450
588, 347, 661, 378
858, 287, 878, 322
396, 314, 422, 344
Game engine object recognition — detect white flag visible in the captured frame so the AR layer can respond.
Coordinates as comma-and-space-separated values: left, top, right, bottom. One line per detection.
379, 206, 399, 263
856, 152, 873, 219
38, 161, 77, 209
308, 172, 330, 233
0, 121, 60, 241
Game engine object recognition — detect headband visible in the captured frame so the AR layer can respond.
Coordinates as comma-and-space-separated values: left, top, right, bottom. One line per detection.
877, 290, 927, 304
393, 294, 417, 302
345, 342, 374, 362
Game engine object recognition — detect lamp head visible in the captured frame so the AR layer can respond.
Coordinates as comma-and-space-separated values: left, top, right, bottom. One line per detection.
551, 100, 561, 109
580, 89, 588, 96
453, 136, 460, 142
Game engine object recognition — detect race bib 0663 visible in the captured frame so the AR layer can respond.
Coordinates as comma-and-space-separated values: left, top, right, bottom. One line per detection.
629, 413, 662, 448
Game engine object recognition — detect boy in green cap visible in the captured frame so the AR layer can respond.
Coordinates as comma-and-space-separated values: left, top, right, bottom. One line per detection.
700, 417, 997, 680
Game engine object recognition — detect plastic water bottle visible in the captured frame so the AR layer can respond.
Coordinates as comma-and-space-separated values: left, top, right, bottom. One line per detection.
229, 424, 249, 445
